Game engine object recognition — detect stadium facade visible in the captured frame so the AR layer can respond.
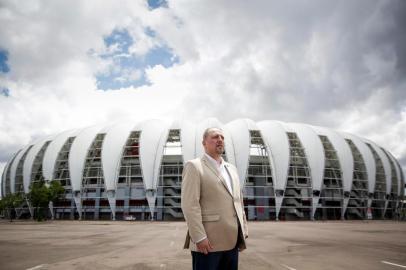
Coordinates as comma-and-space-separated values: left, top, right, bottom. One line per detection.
1, 118, 404, 221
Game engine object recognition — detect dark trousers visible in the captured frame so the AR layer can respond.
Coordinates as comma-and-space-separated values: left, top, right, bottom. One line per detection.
191, 222, 244, 270
191, 247, 238, 270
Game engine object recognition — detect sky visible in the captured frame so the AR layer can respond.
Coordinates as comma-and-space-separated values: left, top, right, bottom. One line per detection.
0, 0, 405, 184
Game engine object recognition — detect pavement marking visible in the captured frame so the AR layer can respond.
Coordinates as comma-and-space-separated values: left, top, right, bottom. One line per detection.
381, 261, 406, 268
26, 264, 46, 270
281, 264, 297, 270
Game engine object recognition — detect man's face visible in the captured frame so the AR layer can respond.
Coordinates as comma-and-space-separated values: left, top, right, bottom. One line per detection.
203, 129, 225, 156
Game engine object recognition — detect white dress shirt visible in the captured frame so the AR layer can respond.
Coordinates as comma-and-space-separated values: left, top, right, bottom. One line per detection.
204, 153, 233, 194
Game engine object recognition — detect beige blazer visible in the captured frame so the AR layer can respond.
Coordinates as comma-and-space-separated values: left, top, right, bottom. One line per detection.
181, 155, 248, 252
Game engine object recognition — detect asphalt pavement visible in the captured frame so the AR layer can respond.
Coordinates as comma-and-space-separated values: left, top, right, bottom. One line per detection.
0, 220, 405, 270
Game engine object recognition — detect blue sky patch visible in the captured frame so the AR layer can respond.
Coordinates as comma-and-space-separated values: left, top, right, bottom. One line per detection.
0, 49, 10, 73
96, 28, 178, 90
147, 0, 168, 10
144, 27, 156, 38
146, 46, 179, 68
0, 87, 10, 97
102, 29, 132, 57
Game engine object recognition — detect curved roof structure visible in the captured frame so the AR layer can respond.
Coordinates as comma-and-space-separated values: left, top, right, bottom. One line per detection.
69, 125, 105, 192
43, 129, 79, 181
363, 138, 392, 195
10, 144, 34, 194
23, 136, 54, 193
257, 120, 289, 191
310, 125, 353, 193
179, 121, 195, 165
1, 161, 10, 197
289, 123, 325, 192
2, 118, 404, 221
101, 122, 136, 192
341, 132, 376, 194
225, 118, 256, 185
387, 151, 402, 196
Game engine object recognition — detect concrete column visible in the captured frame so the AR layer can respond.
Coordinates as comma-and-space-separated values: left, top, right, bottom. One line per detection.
70, 197, 75, 220
124, 186, 130, 216
94, 187, 101, 220
157, 186, 164, 221
255, 176, 269, 220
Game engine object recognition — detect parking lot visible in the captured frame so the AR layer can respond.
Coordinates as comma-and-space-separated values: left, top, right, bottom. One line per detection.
0, 220, 405, 270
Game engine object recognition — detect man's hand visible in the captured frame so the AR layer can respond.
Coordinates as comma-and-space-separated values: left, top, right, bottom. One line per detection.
196, 238, 213, 255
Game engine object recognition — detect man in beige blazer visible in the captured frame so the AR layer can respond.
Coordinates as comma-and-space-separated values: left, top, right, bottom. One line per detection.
181, 127, 248, 270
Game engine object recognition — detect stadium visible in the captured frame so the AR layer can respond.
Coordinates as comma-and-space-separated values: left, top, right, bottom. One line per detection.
1, 118, 404, 221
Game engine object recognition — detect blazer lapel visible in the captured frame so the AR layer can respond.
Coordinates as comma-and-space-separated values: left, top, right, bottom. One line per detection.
225, 164, 239, 198
202, 156, 233, 197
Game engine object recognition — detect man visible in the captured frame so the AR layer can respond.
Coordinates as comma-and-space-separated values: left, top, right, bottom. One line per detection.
181, 127, 248, 270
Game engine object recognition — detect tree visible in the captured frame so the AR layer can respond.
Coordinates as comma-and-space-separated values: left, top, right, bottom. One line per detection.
0, 193, 25, 221
27, 180, 64, 221
27, 180, 49, 221
48, 180, 64, 203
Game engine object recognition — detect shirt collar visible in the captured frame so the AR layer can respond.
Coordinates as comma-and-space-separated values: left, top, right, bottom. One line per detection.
204, 153, 224, 169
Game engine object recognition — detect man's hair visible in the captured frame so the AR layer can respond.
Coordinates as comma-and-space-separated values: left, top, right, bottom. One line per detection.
202, 127, 223, 141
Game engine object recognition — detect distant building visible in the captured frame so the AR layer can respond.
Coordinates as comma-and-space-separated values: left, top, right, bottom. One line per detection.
1, 118, 404, 221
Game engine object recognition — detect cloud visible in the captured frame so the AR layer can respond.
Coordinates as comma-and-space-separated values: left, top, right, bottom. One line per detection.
0, 0, 405, 185
160, 0, 406, 166
94, 27, 178, 90
0, 0, 181, 167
